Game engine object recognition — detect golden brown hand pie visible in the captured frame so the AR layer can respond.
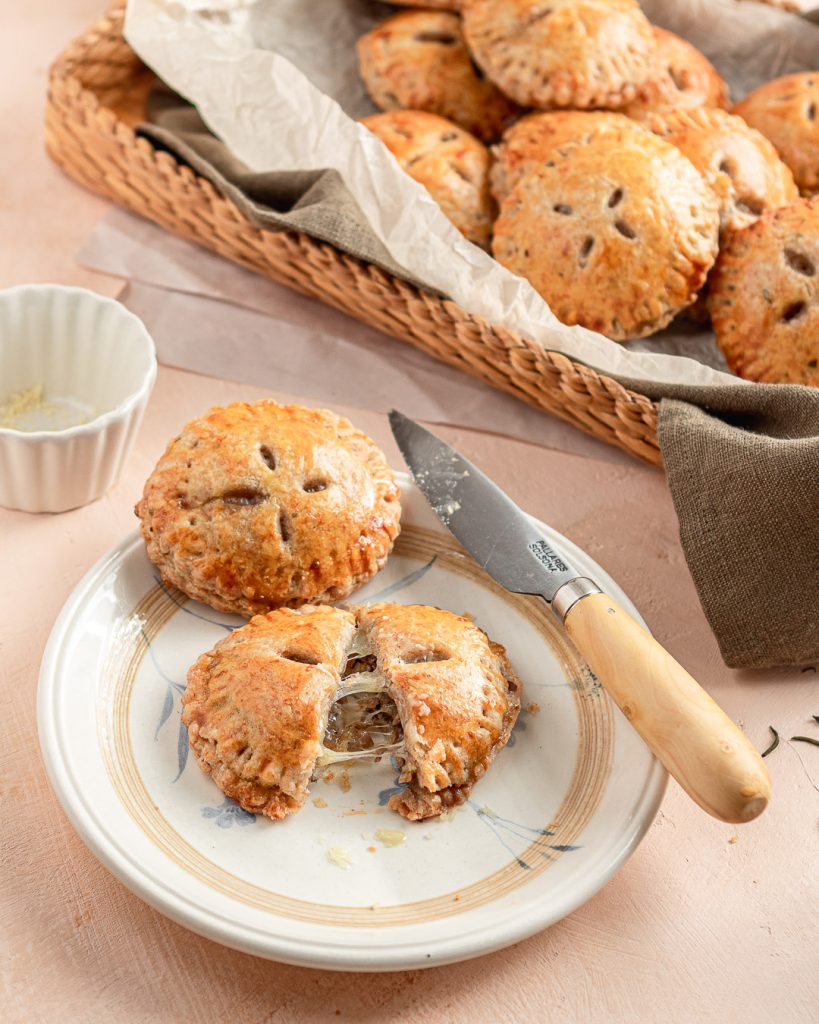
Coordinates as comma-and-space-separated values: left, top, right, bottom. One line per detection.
621, 27, 728, 120
733, 73, 819, 195
182, 603, 522, 821
461, 0, 654, 110
492, 131, 720, 340
136, 401, 400, 617
708, 198, 819, 386
361, 110, 495, 248
647, 107, 797, 233
357, 10, 519, 142
490, 110, 651, 205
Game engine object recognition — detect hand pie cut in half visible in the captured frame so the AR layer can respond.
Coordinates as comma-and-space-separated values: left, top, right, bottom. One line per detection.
136, 401, 401, 617
182, 603, 523, 822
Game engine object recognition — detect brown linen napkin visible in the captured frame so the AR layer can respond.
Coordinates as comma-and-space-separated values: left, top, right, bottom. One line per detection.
620, 381, 819, 669
141, 88, 425, 288
137, 94, 819, 669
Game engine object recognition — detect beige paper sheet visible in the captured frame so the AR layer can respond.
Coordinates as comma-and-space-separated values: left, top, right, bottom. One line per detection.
79, 209, 635, 464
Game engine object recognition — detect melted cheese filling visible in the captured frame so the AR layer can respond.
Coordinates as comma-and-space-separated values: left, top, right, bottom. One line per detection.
318, 638, 403, 766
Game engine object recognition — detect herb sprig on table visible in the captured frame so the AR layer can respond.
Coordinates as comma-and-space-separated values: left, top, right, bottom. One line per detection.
759, 721, 819, 757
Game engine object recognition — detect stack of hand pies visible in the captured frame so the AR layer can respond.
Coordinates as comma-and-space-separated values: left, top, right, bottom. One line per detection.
357, 0, 819, 387
137, 400, 522, 822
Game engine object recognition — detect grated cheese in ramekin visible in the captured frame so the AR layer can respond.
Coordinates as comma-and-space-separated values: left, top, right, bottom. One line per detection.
0, 385, 53, 429
0, 385, 93, 431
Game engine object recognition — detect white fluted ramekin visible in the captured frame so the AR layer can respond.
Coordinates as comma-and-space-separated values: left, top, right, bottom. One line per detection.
0, 285, 157, 513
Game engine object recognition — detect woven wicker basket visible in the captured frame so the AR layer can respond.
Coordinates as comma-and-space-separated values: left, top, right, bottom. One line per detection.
46, 3, 662, 466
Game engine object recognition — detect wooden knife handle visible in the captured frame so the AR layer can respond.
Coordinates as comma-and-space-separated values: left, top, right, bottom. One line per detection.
562, 592, 770, 824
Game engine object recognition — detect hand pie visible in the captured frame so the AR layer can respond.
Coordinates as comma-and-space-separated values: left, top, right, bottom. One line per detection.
136, 401, 400, 617
647, 108, 797, 233
182, 603, 522, 822
733, 73, 819, 195
461, 0, 654, 110
708, 198, 819, 386
357, 10, 519, 142
361, 110, 495, 248
490, 110, 651, 205
492, 131, 720, 340
621, 27, 728, 120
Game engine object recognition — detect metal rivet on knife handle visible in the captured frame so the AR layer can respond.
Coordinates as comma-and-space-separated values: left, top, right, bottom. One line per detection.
552, 577, 602, 621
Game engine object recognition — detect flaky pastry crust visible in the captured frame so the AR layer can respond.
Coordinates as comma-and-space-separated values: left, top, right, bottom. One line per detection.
357, 10, 519, 142
490, 110, 651, 205
492, 131, 720, 340
621, 27, 728, 119
708, 198, 819, 385
461, 0, 654, 110
136, 401, 400, 617
733, 73, 819, 195
647, 107, 797, 233
361, 110, 495, 248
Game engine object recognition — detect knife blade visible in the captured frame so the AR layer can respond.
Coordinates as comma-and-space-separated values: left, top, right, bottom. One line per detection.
388, 409, 599, 617
389, 410, 771, 825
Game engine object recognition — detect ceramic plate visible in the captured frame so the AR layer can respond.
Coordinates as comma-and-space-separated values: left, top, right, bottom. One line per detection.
38, 473, 665, 971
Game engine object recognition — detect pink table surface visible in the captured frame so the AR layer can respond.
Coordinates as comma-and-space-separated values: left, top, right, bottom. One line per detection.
1, 4, 817, 1022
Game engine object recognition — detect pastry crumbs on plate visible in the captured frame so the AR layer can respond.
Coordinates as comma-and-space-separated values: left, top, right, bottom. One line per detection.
728, 835, 738, 844
327, 846, 353, 869
527, 702, 540, 714
312, 797, 328, 809
374, 828, 406, 847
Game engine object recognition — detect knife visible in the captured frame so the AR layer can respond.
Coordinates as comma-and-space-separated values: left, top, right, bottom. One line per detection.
389, 411, 770, 824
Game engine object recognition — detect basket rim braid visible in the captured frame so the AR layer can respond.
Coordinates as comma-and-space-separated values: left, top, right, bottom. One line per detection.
45, 2, 662, 466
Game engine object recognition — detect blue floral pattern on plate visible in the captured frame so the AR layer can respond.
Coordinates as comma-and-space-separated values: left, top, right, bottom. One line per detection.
377, 757, 581, 869
200, 798, 256, 828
